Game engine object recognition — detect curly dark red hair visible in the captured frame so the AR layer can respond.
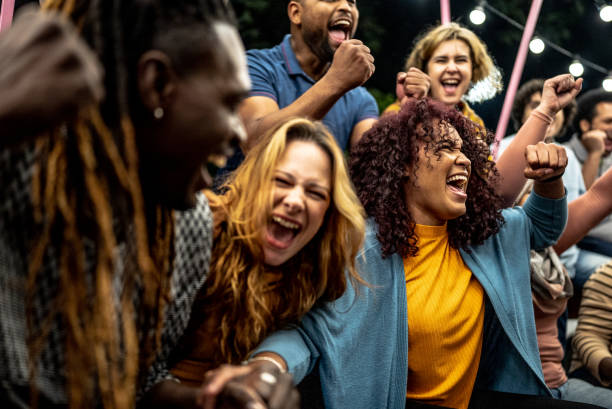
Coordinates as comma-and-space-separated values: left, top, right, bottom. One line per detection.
350, 98, 505, 258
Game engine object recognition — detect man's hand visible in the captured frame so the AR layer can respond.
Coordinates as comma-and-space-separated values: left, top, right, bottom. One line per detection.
0, 6, 104, 142
537, 73, 582, 118
581, 129, 608, 155
395, 68, 431, 103
325, 39, 374, 93
197, 362, 299, 409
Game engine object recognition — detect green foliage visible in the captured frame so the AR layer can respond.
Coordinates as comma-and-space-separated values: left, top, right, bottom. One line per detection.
368, 88, 396, 113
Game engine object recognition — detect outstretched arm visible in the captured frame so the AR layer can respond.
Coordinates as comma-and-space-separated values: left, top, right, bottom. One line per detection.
495, 74, 582, 206
554, 166, 612, 254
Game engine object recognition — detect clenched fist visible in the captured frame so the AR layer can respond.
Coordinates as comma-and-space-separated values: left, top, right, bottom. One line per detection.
524, 142, 568, 182
325, 39, 374, 93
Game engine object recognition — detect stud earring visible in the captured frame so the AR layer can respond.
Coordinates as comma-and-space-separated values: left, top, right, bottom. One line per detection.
153, 107, 164, 119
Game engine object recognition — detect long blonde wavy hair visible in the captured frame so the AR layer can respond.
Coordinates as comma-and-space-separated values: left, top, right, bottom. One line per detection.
191, 118, 366, 363
405, 23, 503, 103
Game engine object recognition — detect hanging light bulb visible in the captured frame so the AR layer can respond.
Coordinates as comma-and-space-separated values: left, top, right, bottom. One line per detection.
470, 6, 486, 25
529, 37, 545, 54
569, 59, 584, 77
600, 5, 612, 22
603, 74, 612, 92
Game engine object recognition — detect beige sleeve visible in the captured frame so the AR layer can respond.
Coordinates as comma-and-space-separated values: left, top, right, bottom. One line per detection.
572, 267, 612, 386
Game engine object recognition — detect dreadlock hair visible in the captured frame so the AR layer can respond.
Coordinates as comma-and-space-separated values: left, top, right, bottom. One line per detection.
350, 98, 504, 258
27, 1, 235, 408
181, 118, 366, 365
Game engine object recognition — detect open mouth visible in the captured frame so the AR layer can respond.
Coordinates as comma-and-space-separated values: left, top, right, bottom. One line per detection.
328, 18, 352, 45
446, 174, 468, 194
265, 215, 302, 249
441, 79, 461, 94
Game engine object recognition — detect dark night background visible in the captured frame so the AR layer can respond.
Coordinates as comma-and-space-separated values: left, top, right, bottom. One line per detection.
232, 0, 612, 135
6, 0, 612, 135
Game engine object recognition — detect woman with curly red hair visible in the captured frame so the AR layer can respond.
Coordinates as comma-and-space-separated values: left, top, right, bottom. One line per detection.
243, 96, 606, 409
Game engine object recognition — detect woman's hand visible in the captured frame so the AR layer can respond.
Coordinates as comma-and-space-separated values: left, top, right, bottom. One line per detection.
536, 73, 582, 118
197, 361, 299, 409
395, 68, 431, 104
525, 142, 568, 199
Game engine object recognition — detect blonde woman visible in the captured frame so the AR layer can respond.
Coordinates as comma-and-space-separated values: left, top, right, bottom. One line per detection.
171, 118, 365, 386
387, 22, 502, 128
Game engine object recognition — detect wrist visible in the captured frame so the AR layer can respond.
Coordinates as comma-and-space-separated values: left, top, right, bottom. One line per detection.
245, 355, 287, 373
320, 72, 350, 96
531, 108, 555, 126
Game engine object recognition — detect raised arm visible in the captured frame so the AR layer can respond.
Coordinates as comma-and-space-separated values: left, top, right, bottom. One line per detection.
554, 166, 612, 254
495, 74, 582, 206
0, 7, 103, 146
241, 39, 374, 151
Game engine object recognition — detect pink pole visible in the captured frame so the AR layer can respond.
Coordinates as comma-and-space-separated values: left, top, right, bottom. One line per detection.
0, 0, 15, 32
440, 0, 451, 25
492, 0, 544, 159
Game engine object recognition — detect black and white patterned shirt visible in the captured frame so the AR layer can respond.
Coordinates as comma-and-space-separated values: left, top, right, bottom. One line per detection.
0, 143, 212, 404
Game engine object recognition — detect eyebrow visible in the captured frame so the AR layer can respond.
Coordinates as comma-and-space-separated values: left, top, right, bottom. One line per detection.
276, 170, 331, 192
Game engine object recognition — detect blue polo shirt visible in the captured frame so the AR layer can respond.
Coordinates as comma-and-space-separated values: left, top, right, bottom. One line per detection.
213, 35, 379, 189
247, 34, 379, 150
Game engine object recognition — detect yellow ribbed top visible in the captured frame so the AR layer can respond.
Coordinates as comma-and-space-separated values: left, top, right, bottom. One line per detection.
404, 224, 484, 409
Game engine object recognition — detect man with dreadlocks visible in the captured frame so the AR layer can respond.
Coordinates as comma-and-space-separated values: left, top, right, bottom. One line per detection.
0, 2, 298, 409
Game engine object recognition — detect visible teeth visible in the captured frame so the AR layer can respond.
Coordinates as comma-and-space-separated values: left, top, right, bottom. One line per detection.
272, 216, 299, 230
443, 80, 459, 85
446, 175, 467, 189
332, 19, 351, 28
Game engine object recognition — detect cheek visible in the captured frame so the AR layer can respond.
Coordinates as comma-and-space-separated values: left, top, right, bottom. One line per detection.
310, 202, 330, 231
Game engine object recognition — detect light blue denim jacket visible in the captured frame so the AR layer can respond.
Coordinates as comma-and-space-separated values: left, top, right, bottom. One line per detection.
254, 192, 567, 409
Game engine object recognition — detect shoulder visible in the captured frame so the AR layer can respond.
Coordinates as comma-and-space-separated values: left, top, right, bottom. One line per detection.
173, 193, 213, 271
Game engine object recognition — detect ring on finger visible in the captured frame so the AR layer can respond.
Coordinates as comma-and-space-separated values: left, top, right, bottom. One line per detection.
259, 371, 277, 384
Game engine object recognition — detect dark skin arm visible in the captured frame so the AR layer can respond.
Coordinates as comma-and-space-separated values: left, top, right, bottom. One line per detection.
0, 6, 103, 146
524, 142, 567, 199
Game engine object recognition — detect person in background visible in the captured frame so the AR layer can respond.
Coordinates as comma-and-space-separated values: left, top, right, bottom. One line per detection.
570, 263, 612, 390
499, 79, 609, 292
564, 89, 612, 258
387, 22, 502, 129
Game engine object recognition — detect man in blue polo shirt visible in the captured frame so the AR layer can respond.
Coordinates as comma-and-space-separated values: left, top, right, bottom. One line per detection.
239, 0, 377, 152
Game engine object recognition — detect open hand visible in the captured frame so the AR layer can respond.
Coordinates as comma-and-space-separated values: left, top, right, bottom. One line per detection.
524, 142, 568, 182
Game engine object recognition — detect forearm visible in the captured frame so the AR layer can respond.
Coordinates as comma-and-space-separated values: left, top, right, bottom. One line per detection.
495, 110, 552, 206
554, 167, 612, 253
582, 153, 603, 189
245, 76, 345, 150
532, 177, 565, 200
139, 380, 198, 409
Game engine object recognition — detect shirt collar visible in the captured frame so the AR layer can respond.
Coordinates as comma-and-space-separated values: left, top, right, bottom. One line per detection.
568, 134, 588, 163
281, 34, 314, 82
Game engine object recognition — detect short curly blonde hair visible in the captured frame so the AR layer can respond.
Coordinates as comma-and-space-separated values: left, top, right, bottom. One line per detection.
405, 23, 502, 102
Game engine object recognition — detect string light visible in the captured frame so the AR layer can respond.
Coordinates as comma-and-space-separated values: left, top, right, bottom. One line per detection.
600, 4, 612, 22
529, 37, 545, 54
603, 74, 612, 92
472, 2, 610, 84
469, 6, 486, 25
569, 59, 585, 77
